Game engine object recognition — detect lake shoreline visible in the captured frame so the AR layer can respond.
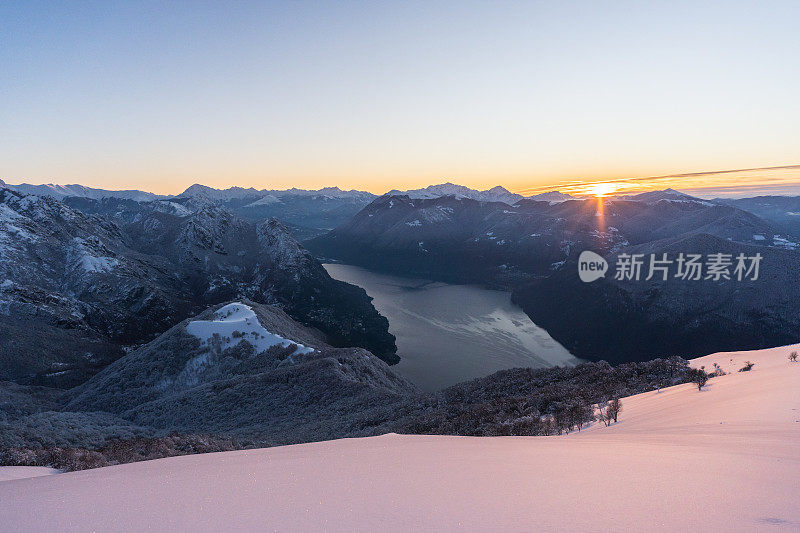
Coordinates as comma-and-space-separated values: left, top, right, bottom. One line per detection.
324, 263, 579, 391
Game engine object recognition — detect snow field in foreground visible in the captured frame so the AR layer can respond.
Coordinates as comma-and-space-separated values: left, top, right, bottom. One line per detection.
1, 344, 798, 531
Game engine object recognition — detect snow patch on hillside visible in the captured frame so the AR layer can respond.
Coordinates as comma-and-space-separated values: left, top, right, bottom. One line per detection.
67, 238, 118, 273
154, 201, 193, 217
186, 302, 313, 356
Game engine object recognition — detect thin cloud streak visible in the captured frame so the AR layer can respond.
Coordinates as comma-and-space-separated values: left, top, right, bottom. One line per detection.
515, 164, 800, 198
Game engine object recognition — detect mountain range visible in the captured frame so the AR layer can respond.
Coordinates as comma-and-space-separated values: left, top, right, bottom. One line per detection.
4, 178, 800, 371
306, 189, 786, 282
0, 180, 576, 239
0, 187, 396, 388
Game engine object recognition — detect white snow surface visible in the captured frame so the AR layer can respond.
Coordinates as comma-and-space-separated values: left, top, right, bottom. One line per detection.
186, 302, 313, 355
0, 467, 61, 482
1, 344, 798, 531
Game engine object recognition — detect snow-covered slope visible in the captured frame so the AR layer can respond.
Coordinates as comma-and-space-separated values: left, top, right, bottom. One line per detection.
186, 302, 313, 355
2, 344, 798, 531
0, 467, 60, 482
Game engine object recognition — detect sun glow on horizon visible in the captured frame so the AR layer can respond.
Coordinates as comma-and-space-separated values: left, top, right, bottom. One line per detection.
587, 182, 621, 198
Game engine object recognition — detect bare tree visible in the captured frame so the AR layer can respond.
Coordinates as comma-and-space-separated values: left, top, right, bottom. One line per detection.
789, 351, 798, 363
607, 398, 622, 423
691, 366, 708, 391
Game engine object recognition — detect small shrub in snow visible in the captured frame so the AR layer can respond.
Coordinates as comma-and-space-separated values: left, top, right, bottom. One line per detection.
789, 351, 798, 363
738, 361, 755, 372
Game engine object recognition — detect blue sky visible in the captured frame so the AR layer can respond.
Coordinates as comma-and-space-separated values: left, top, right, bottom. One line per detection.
1, 1, 799, 194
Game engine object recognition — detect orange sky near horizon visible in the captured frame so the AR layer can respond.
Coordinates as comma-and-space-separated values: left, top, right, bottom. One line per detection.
5, 163, 800, 199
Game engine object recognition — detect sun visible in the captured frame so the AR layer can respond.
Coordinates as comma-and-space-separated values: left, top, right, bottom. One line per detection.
587, 182, 619, 198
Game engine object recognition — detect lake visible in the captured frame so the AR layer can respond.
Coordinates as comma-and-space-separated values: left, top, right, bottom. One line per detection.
324, 264, 579, 391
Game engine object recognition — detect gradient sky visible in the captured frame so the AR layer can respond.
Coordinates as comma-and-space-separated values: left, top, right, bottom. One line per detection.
1, 1, 799, 195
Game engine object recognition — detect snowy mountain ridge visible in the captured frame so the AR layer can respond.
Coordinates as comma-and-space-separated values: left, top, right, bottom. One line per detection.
1, 181, 162, 202
385, 183, 576, 205
2, 179, 577, 206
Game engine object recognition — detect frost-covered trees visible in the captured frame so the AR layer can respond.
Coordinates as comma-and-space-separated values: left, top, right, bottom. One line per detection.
598, 398, 622, 427
402, 358, 693, 437
550, 398, 594, 434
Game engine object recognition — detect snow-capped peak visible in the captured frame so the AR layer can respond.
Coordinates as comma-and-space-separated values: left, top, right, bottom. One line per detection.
527, 190, 574, 203
385, 183, 523, 204
177, 184, 261, 202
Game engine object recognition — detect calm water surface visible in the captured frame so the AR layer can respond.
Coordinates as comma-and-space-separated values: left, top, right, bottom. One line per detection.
324, 264, 579, 391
